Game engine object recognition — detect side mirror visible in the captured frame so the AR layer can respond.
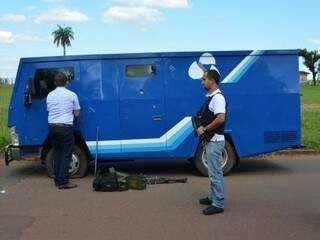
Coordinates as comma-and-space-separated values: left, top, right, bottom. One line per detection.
24, 77, 33, 106
151, 65, 156, 75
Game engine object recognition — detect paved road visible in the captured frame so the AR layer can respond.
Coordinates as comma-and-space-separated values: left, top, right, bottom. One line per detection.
1, 155, 320, 240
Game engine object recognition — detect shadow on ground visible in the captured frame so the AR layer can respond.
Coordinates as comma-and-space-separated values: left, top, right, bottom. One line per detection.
1, 157, 293, 180
231, 157, 293, 176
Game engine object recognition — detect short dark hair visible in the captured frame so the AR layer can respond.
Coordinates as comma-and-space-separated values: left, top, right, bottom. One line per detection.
205, 70, 220, 84
54, 72, 67, 87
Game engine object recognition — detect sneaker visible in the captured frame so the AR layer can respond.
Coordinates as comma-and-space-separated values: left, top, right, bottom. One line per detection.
199, 197, 212, 205
202, 205, 224, 215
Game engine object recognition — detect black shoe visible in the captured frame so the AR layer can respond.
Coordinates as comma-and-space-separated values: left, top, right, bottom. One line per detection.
58, 182, 77, 189
202, 206, 224, 215
199, 197, 212, 205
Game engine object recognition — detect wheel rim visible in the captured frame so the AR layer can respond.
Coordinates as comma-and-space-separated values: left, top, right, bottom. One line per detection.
69, 153, 80, 175
202, 147, 228, 170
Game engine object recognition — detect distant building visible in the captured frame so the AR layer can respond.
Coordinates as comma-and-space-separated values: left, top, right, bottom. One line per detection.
299, 71, 309, 83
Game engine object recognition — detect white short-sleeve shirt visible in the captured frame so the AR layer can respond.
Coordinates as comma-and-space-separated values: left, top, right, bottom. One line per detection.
46, 87, 80, 125
206, 89, 226, 142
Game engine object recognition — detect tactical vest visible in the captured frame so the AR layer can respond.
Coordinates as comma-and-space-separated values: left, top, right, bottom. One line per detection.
196, 92, 226, 141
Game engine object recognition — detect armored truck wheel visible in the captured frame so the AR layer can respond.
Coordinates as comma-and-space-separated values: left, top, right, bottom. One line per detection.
194, 140, 237, 176
45, 145, 89, 178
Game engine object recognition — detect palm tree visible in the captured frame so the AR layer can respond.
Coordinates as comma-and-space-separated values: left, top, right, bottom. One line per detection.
299, 48, 320, 86
52, 25, 74, 56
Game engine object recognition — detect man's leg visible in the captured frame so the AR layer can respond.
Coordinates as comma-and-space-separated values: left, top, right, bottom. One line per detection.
56, 126, 74, 186
202, 141, 225, 214
49, 126, 62, 186
205, 143, 214, 202
199, 142, 220, 205
208, 141, 225, 208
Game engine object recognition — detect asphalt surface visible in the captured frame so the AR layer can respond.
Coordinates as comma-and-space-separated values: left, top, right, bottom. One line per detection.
1, 155, 320, 240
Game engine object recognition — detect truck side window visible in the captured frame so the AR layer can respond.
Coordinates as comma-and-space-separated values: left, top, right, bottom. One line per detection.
126, 64, 156, 77
31, 67, 74, 99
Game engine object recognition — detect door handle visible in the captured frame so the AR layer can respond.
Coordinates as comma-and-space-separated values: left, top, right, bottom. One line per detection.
153, 115, 162, 121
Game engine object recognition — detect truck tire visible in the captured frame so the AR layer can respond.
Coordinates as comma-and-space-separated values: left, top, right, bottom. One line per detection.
194, 140, 237, 176
45, 145, 89, 178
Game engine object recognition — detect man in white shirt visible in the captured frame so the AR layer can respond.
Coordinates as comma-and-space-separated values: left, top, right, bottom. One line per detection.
47, 72, 80, 189
196, 70, 226, 215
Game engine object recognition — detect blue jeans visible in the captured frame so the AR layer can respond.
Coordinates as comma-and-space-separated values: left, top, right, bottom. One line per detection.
205, 141, 225, 208
49, 125, 74, 186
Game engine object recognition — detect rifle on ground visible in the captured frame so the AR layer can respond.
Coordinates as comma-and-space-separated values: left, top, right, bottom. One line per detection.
144, 176, 188, 185
114, 169, 188, 190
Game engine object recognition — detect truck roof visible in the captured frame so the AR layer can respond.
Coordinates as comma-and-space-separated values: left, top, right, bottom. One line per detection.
20, 49, 299, 63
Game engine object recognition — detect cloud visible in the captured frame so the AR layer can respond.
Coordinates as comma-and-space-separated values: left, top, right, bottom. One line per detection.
0, 31, 14, 44
103, 1, 189, 25
34, 8, 89, 23
114, 0, 189, 8
0, 14, 27, 23
22, 6, 38, 12
307, 38, 320, 45
102, 6, 164, 24
0, 30, 46, 44
14, 33, 47, 42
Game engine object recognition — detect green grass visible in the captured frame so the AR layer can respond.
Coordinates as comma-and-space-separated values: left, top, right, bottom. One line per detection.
0, 83, 319, 151
0, 84, 13, 151
301, 84, 320, 149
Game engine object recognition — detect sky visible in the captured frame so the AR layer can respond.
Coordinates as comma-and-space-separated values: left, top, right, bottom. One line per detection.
0, 0, 319, 78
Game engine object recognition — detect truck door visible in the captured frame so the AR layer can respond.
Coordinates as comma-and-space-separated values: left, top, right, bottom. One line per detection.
118, 58, 167, 155
23, 61, 79, 145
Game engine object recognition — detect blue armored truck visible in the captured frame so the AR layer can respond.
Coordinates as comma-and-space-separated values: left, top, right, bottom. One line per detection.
4, 50, 301, 177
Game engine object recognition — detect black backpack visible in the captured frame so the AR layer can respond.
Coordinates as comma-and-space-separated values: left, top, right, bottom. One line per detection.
92, 170, 123, 192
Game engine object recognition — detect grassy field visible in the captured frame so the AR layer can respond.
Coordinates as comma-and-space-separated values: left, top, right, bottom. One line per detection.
0, 84, 319, 151
300, 84, 320, 149
0, 84, 12, 150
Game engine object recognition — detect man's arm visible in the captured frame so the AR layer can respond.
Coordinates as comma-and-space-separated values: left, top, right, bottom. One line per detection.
204, 113, 225, 132
73, 93, 81, 118
196, 113, 225, 136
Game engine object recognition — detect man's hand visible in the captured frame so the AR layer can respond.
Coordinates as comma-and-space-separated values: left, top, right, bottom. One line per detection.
197, 126, 206, 136
73, 110, 80, 118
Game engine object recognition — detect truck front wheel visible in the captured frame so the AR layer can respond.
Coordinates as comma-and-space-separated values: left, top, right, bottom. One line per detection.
194, 140, 237, 176
45, 145, 89, 178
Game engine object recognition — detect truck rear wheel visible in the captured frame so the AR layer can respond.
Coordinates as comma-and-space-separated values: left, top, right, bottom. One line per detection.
45, 145, 89, 178
194, 140, 237, 176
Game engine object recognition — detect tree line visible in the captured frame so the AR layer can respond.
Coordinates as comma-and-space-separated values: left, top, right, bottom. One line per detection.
0, 77, 14, 85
